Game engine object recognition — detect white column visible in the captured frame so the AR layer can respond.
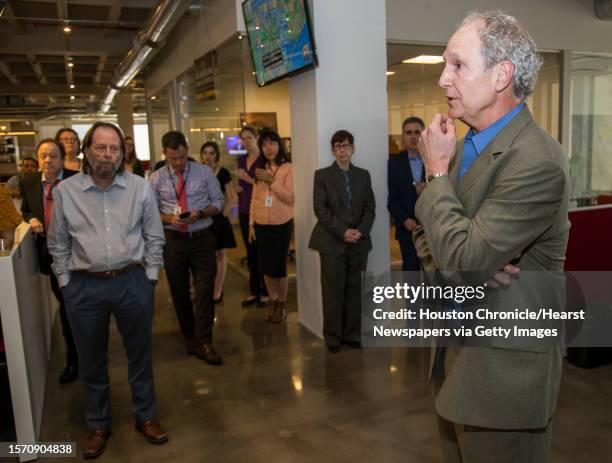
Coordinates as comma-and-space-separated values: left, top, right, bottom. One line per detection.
289, 0, 389, 337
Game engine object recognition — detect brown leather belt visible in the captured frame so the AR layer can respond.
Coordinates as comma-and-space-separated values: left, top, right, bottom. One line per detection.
77, 263, 142, 279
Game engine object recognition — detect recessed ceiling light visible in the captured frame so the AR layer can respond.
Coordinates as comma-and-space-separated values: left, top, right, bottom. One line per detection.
386, 71, 396, 76
0, 126, 6, 131
150, 95, 157, 100
63, 25, 72, 33
70, 95, 75, 100
69, 84, 75, 89
402, 55, 444, 65
67, 62, 74, 68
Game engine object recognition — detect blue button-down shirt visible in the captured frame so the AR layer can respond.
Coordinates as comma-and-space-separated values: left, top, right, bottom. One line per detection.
460, 103, 525, 178
148, 160, 224, 232
408, 153, 424, 184
48, 171, 166, 287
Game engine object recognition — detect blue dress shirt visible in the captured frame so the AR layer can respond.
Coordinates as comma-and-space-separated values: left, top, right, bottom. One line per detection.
460, 103, 525, 178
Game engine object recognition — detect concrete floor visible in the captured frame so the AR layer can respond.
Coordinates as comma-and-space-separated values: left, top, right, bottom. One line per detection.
34, 265, 612, 463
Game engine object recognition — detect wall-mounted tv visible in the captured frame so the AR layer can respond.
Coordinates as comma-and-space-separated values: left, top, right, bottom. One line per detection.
226, 135, 247, 156
242, 0, 317, 87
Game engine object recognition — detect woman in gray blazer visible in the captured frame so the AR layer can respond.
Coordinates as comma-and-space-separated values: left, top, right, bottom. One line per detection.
308, 130, 375, 353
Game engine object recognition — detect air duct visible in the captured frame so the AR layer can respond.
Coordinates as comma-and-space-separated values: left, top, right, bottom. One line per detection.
99, 0, 190, 113
595, 0, 612, 19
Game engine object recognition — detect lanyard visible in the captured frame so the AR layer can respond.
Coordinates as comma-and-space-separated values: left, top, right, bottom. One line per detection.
266, 163, 278, 192
167, 164, 190, 202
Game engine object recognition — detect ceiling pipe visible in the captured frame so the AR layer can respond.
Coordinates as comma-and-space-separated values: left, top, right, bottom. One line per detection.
595, 0, 612, 19
100, 0, 190, 113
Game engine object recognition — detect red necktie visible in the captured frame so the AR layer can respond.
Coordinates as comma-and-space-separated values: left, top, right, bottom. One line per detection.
176, 171, 189, 233
43, 179, 59, 231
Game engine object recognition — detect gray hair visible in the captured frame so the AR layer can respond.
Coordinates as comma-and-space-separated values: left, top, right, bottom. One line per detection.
461, 10, 542, 100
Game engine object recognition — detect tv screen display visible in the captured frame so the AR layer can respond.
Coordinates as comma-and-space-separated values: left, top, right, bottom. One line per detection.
242, 0, 317, 87
226, 135, 247, 156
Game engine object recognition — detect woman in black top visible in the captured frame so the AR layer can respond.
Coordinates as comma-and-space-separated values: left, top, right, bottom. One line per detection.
200, 141, 237, 303
124, 136, 145, 177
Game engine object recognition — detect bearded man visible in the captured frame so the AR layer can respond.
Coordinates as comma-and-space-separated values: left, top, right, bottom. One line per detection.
48, 121, 168, 459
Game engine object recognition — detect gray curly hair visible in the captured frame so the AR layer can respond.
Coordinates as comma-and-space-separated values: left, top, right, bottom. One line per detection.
461, 10, 542, 100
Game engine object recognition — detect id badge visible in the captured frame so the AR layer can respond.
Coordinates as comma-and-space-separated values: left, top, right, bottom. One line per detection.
174, 205, 182, 215
265, 195, 273, 207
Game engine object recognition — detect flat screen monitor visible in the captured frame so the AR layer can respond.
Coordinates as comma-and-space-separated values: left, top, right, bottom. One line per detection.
242, 0, 317, 87
226, 135, 247, 156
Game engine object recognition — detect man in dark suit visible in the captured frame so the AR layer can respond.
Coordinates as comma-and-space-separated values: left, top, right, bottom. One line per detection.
308, 130, 376, 353
414, 11, 570, 462
388, 117, 426, 271
21, 138, 79, 384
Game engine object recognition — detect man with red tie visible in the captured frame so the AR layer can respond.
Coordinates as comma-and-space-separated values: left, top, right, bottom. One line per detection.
149, 131, 225, 365
21, 138, 79, 384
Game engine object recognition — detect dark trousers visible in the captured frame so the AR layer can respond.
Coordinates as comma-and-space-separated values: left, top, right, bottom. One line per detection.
163, 229, 216, 344
319, 247, 368, 348
398, 233, 421, 271
239, 213, 268, 297
63, 267, 156, 429
49, 271, 78, 367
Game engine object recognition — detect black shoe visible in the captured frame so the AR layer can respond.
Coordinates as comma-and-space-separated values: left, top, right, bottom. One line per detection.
257, 297, 272, 308
213, 292, 223, 304
344, 340, 362, 349
241, 296, 259, 307
59, 364, 79, 384
327, 344, 341, 354
195, 344, 223, 365
185, 338, 196, 356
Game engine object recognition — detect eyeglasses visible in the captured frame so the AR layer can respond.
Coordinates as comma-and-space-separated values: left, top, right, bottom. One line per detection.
60, 137, 78, 143
333, 143, 352, 151
92, 144, 120, 154
404, 130, 421, 136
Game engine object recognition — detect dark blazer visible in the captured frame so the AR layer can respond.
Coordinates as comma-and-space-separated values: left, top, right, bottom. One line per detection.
308, 162, 375, 256
21, 169, 78, 274
387, 151, 424, 240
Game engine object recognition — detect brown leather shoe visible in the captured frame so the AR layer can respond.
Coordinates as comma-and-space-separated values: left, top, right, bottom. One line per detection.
83, 428, 111, 459
271, 301, 286, 323
195, 344, 223, 365
135, 420, 169, 444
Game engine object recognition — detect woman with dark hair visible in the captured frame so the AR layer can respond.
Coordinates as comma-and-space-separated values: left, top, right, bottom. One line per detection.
55, 127, 82, 171
308, 129, 375, 353
236, 126, 269, 307
124, 136, 145, 177
248, 129, 294, 322
200, 141, 237, 303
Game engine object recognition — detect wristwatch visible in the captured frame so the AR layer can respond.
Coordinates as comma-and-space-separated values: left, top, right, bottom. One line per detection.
426, 172, 449, 184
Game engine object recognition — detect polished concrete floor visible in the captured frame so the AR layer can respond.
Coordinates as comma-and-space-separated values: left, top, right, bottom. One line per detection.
34, 265, 612, 463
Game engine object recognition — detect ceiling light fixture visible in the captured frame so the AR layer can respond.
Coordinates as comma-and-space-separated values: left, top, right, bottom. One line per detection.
69, 84, 75, 89
402, 55, 444, 64
70, 95, 75, 100
67, 62, 74, 68
386, 71, 396, 76
150, 95, 157, 100
63, 25, 72, 33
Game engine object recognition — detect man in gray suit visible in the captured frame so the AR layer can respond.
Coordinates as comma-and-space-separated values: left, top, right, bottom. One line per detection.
309, 130, 376, 353
414, 11, 570, 463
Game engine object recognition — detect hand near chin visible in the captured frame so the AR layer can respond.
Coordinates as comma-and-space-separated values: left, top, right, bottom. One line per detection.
419, 114, 457, 174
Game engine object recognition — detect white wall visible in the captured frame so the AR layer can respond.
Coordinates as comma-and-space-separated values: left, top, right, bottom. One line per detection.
386, 0, 612, 54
